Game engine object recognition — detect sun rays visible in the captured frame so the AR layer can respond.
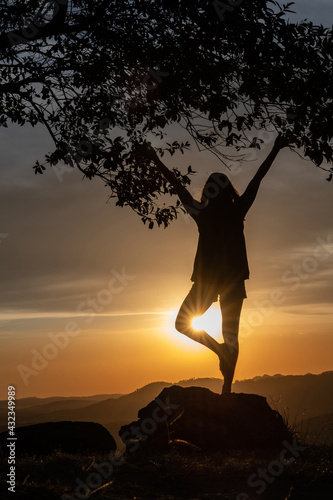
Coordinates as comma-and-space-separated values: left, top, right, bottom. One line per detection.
190, 307, 221, 336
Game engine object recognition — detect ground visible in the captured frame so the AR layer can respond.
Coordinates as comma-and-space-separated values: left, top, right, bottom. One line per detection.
0, 443, 332, 499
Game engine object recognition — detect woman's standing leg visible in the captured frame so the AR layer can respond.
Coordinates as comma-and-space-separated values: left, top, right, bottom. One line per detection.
219, 298, 244, 394
175, 282, 221, 355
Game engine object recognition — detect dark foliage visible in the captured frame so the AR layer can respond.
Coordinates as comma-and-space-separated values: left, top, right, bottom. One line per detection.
1, 0, 333, 226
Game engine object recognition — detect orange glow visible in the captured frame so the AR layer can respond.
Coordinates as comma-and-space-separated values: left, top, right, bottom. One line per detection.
1, 307, 333, 398
191, 307, 221, 336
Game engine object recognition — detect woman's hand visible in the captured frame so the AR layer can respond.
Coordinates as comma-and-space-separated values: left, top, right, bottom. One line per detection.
132, 141, 159, 163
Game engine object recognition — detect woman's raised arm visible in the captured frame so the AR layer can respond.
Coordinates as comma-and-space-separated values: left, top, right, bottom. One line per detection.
133, 143, 201, 220
238, 134, 293, 217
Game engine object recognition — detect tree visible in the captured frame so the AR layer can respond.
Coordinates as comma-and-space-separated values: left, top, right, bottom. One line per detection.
1, 0, 332, 227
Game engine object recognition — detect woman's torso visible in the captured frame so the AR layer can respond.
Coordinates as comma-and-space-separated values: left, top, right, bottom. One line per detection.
191, 201, 249, 285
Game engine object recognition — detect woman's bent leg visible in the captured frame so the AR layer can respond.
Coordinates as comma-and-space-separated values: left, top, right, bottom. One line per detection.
175, 282, 220, 355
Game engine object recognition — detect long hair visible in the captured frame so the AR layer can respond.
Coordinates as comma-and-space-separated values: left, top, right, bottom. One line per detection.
200, 173, 239, 209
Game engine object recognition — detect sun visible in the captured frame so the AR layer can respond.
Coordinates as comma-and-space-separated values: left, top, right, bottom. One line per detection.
191, 307, 221, 336
167, 307, 222, 348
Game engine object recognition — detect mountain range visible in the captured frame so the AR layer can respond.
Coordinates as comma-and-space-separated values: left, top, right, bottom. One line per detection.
1, 372, 332, 448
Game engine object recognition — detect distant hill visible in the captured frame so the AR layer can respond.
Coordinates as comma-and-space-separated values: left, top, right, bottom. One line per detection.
0, 393, 122, 410
0, 372, 332, 446
234, 371, 333, 426
0, 382, 173, 431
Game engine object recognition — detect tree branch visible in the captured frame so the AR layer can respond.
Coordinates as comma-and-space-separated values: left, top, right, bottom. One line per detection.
0, 0, 69, 52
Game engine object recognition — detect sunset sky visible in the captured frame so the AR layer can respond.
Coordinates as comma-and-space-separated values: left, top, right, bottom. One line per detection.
1, 0, 332, 399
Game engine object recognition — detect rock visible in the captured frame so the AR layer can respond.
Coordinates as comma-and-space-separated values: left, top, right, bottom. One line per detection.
0, 421, 116, 456
119, 385, 292, 453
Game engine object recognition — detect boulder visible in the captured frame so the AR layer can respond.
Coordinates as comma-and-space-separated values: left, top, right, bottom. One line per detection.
120, 385, 292, 453
0, 421, 116, 456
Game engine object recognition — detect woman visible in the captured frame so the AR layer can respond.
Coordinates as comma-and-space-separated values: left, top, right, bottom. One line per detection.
135, 135, 291, 394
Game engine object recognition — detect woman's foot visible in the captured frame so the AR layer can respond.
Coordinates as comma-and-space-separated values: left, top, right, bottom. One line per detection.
222, 380, 232, 394
218, 342, 238, 394
218, 343, 226, 376
218, 343, 232, 393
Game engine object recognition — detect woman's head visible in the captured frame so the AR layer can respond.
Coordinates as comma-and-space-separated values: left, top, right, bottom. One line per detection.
201, 173, 239, 207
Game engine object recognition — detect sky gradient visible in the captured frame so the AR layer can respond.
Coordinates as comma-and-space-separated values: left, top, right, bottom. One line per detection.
1, 0, 332, 398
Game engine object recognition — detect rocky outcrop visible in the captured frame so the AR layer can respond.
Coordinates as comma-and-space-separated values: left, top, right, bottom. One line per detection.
120, 385, 292, 453
0, 421, 116, 456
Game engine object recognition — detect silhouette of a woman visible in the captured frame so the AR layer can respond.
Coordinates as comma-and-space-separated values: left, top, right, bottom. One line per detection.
135, 135, 291, 393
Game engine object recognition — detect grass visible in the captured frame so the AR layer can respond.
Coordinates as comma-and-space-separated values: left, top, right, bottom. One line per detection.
0, 442, 332, 500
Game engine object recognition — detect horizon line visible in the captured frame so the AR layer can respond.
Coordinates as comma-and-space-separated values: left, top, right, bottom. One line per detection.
1, 370, 331, 402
